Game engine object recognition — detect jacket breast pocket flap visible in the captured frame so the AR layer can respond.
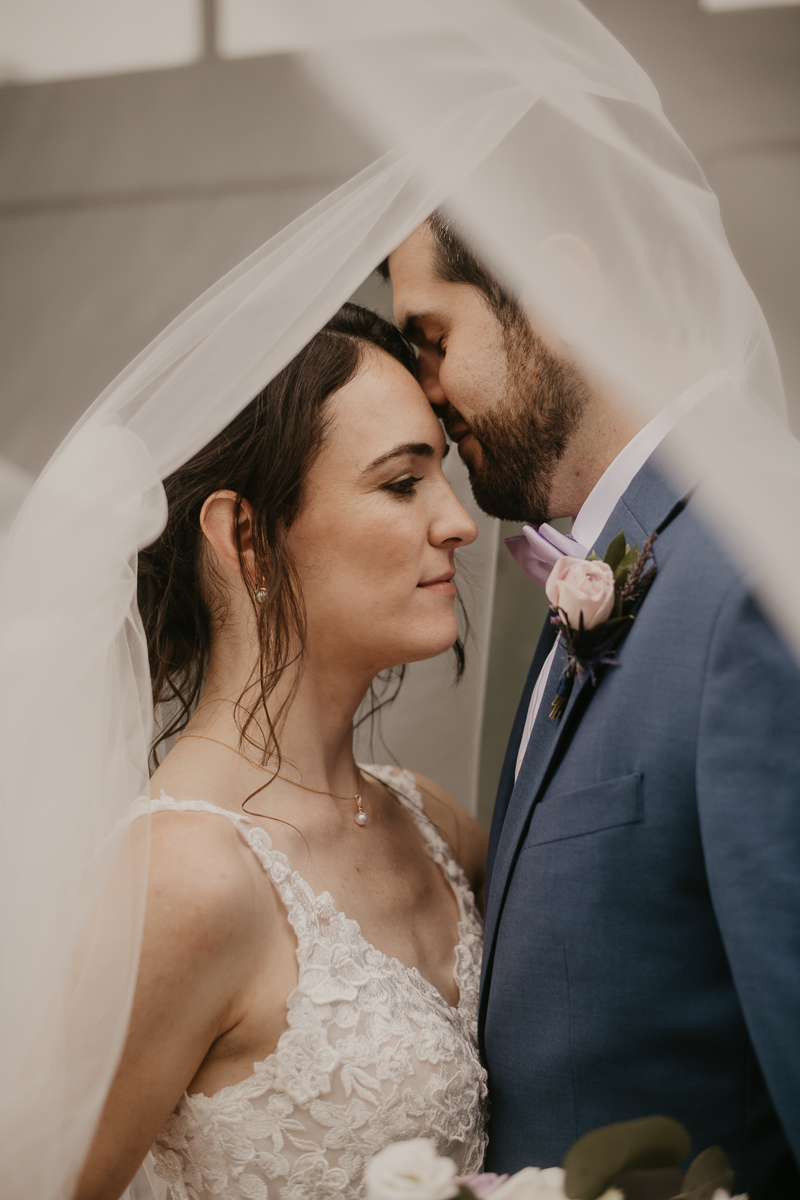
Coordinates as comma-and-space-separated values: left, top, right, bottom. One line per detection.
523, 772, 643, 849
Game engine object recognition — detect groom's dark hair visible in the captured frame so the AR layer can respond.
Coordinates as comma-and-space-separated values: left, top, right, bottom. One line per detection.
379, 208, 521, 327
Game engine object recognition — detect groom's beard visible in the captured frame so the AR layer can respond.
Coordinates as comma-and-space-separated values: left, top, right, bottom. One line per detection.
458, 328, 588, 526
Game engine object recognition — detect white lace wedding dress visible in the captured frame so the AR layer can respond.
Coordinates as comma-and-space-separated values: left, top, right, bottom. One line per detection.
145, 765, 488, 1200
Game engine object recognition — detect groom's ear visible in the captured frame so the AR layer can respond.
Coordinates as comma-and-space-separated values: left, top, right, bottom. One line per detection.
199, 491, 255, 575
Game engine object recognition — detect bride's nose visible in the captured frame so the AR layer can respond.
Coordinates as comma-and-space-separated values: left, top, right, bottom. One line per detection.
431, 491, 479, 549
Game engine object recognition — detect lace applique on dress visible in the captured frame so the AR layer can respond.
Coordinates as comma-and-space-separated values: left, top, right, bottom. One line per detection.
147, 765, 487, 1200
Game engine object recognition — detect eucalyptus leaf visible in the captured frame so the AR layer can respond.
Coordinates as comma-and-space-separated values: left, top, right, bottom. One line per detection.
612, 1166, 684, 1200
563, 1116, 691, 1200
676, 1146, 735, 1200
604, 532, 627, 571
614, 564, 632, 590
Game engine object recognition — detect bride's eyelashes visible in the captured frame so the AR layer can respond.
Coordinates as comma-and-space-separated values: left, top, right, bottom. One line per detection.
383, 475, 424, 498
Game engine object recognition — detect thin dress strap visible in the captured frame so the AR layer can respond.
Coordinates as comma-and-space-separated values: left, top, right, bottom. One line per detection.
360, 765, 471, 902
138, 791, 335, 949
357, 763, 482, 988
360, 764, 483, 1016
143, 792, 256, 841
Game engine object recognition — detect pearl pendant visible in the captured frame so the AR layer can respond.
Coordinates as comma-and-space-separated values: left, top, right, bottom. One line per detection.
355, 811, 368, 826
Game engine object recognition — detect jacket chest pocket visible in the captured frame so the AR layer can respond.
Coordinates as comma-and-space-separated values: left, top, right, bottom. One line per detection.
523, 772, 643, 849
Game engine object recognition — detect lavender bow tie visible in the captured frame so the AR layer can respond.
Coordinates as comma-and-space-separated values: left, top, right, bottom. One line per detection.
505, 523, 588, 586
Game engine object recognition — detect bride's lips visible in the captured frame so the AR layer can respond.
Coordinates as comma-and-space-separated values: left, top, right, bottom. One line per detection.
418, 571, 457, 596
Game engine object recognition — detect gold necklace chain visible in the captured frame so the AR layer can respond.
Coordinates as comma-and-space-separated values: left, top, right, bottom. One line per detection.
179, 733, 368, 826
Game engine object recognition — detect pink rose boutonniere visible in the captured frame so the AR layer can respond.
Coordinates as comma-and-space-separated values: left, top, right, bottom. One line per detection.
546, 558, 616, 630
546, 530, 658, 720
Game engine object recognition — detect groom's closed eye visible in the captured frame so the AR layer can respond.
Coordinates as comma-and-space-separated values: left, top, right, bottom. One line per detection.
399, 311, 447, 347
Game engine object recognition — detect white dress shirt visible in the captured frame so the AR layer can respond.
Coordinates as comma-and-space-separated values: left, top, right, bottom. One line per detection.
513, 371, 729, 779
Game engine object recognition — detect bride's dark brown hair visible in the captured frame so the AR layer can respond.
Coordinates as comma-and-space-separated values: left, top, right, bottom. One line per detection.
138, 302, 465, 770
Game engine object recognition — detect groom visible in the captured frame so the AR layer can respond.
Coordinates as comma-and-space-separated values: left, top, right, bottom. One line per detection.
382, 215, 800, 1197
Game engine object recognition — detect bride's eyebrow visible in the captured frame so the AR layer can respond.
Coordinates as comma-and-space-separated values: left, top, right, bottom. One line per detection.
361, 442, 437, 474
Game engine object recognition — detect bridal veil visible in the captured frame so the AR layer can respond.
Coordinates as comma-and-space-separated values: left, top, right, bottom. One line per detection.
0, 2, 797, 1196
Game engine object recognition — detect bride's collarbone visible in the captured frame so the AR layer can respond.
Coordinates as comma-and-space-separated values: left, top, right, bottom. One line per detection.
260, 796, 456, 918
238, 797, 460, 993
148, 776, 457, 944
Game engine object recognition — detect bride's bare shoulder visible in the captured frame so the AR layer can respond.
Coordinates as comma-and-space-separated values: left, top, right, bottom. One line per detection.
143, 804, 268, 961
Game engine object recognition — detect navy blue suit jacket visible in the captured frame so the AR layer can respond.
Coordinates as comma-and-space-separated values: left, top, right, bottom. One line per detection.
480, 452, 800, 1197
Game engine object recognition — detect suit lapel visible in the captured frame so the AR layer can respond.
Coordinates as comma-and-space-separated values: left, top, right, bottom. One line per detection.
480, 457, 685, 1042
486, 617, 557, 892
481, 633, 593, 968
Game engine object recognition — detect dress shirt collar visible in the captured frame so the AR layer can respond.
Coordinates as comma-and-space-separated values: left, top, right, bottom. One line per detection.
570, 370, 731, 551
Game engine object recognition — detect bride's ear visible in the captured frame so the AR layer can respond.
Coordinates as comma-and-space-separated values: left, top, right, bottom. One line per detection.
199, 490, 255, 576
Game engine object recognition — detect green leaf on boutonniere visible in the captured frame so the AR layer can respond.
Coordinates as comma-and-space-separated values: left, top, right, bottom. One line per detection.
604, 531, 627, 572
614, 544, 640, 589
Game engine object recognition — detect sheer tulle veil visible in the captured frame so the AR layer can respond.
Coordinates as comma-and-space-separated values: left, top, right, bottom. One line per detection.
0, 2, 797, 1197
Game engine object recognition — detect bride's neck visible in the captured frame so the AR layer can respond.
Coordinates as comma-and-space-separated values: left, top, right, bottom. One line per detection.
189, 641, 373, 794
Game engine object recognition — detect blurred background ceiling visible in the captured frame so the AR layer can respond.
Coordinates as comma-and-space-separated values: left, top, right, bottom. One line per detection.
0, 0, 798, 819
0, 0, 201, 85
0, 0, 797, 475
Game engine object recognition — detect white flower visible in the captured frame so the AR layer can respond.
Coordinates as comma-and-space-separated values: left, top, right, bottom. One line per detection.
490, 1167, 568, 1200
303, 938, 370, 1004
364, 1139, 459, 1200
274, 1025, 338, 1105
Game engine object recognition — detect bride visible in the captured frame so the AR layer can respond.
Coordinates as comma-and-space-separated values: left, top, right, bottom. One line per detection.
74, 303, 489, 1200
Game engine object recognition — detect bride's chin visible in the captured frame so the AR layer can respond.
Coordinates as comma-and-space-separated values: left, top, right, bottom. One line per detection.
355, 613, 460, 673
402, 628, 461, 667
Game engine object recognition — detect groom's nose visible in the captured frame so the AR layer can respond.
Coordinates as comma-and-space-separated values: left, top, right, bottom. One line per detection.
415, 349, 447, 409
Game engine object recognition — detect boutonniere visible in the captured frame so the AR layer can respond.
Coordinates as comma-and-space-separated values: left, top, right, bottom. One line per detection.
547, 530, 658, 720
